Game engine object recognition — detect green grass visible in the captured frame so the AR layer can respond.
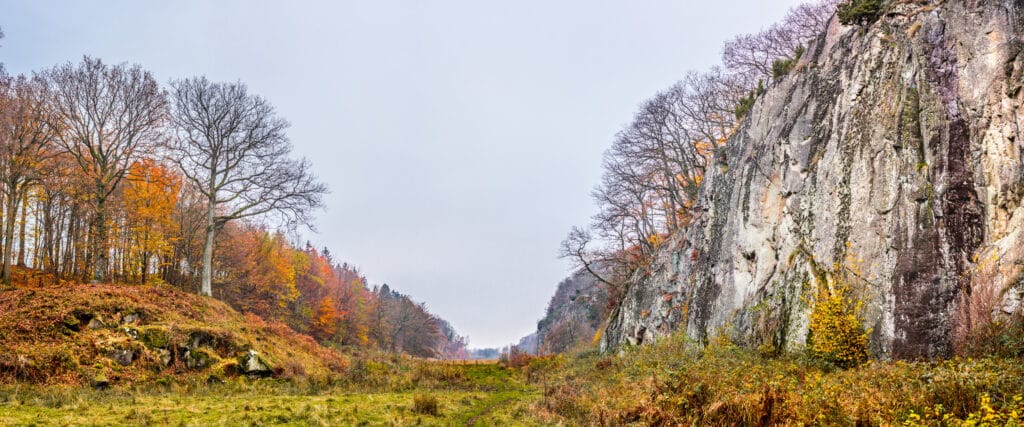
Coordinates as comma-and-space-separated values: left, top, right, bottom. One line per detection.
0, 363, 547, 426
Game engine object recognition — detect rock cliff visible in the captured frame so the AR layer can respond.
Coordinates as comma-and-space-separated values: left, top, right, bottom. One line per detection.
602, 0, 1024, 359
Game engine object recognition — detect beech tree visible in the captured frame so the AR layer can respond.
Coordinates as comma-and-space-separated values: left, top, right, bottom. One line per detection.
0, 75, 56, 285
39, 57, 168, 283
169, 77, 326, 297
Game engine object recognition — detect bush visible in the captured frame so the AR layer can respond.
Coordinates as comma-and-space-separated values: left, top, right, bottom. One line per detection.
498, 347, 535, 368
734, 80, 765, 119
806, 280, 869, 369
771, 45, 804, 80
412, 393, 439, 416
838, 0, 882, 26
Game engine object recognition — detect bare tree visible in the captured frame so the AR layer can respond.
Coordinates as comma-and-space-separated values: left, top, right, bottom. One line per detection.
169, 77, 326, 297
0, 26, 6, 75
0, 75, 57, 285
722, 0, 837, 82
39, 57, 168, 283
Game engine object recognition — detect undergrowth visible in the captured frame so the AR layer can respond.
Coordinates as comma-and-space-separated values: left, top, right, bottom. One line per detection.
524, 334, 1024, 425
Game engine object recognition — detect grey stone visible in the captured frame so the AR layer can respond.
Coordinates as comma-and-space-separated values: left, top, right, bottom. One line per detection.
602, 1, 1024, 360
237, 349, 273, 377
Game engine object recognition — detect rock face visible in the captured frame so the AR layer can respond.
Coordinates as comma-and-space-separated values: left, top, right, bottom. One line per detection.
533, 268, 610, 354
602, 0, 1024, 359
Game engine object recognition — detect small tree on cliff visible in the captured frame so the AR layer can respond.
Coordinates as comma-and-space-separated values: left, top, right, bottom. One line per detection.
169, 77, 326, 297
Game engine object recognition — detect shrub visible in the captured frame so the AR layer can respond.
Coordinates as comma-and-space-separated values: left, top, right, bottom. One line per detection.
838, 0, 882, 26
499, 347, 535, 368
806, 279, 869, 368
952, 256, 1024, 357
771, 45, 805, 80
412, 393, 439, 416
734, 80, 765, 119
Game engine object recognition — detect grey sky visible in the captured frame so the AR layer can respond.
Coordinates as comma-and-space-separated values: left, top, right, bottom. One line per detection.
2, 0, 805, 348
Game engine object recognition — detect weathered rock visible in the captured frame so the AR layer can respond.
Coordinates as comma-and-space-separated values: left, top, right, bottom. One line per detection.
86, 317, 105, 330
184, 348, 215, 369
156, 348, 172, 366
105, 348, 135, 366
602, 0, 1024, 359
237, 349, 273, 377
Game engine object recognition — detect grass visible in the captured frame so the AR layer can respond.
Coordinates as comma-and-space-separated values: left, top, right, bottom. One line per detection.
524, 334, 1024, 425
0, 363, 545, 426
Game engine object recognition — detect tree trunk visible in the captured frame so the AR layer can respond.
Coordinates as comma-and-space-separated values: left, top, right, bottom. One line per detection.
91, 196, 108, 283
200, 197, 216, 296
17, 192, 28, 267
2, 184, 19, 286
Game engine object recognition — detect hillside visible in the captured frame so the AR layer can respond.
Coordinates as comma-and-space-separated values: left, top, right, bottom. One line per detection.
0, 268, 347, 387
529, 268, 610, 354
603, 0, 1024, 359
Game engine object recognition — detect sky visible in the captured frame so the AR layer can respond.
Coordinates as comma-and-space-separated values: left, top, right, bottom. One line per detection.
1, 0, 805, 348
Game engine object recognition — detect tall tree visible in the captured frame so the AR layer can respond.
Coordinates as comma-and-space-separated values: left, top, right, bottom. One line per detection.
169, 77, 326, 297
0, 75, 56, 285
122, 158, 180, 284
39, 57, 168, 283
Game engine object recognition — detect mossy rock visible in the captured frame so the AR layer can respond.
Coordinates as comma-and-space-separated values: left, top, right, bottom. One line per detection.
185, 348, 220, 370
237, 349, 273, 377
139, 327, 170, 349
91, 372, 110, 389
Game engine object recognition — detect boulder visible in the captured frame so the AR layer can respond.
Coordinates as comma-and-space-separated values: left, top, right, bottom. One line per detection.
105, 348, 135, 366
156, 348, 172, 366
237, 349, 273, 377
184, 348, 215, 369
86, 317, 105, 329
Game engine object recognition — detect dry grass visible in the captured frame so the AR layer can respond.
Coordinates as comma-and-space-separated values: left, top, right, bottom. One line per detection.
0, 266, 347, 386
525, 334, 1024, 425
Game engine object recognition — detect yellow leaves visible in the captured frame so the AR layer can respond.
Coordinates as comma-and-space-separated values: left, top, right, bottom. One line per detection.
807, 279, 869, 368
122, 158, 180, 261
647, 233, 664, 249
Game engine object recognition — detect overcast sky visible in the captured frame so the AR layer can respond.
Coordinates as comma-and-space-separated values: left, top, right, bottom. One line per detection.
2, 0, 805, 348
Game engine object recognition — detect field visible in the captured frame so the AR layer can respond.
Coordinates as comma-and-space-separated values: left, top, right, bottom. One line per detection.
0, 362, 544, 426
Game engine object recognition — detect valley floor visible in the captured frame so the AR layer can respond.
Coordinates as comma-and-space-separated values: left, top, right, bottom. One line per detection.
0, 363, 546, 426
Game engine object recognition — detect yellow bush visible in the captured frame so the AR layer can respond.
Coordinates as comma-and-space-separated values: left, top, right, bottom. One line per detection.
807, 280, 869, 368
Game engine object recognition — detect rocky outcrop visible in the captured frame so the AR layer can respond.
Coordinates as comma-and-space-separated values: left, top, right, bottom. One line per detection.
534, 268, 610, 354
602, 0, 1024, 359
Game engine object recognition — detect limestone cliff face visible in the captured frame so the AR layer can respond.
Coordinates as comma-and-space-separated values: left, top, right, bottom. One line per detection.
602, 0, 1024, 359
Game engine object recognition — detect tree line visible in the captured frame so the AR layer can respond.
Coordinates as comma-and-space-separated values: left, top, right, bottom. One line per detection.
561, 0, 838, 307
0, 32, 467, 358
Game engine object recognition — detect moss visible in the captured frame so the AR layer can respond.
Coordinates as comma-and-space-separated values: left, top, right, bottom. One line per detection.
186, 348, 219, 370
138, 327, 170, 349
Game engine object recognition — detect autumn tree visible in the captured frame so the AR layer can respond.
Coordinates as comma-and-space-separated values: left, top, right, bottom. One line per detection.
311, 296, 341, 341
122, 158, 180, 284
39, 57, 168, 283
168, 77, 326, 297
217, 225, 299, 319
0, 75, 57, 285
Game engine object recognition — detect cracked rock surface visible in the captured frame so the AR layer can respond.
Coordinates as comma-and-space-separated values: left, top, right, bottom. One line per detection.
602, 0, 1024, 359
